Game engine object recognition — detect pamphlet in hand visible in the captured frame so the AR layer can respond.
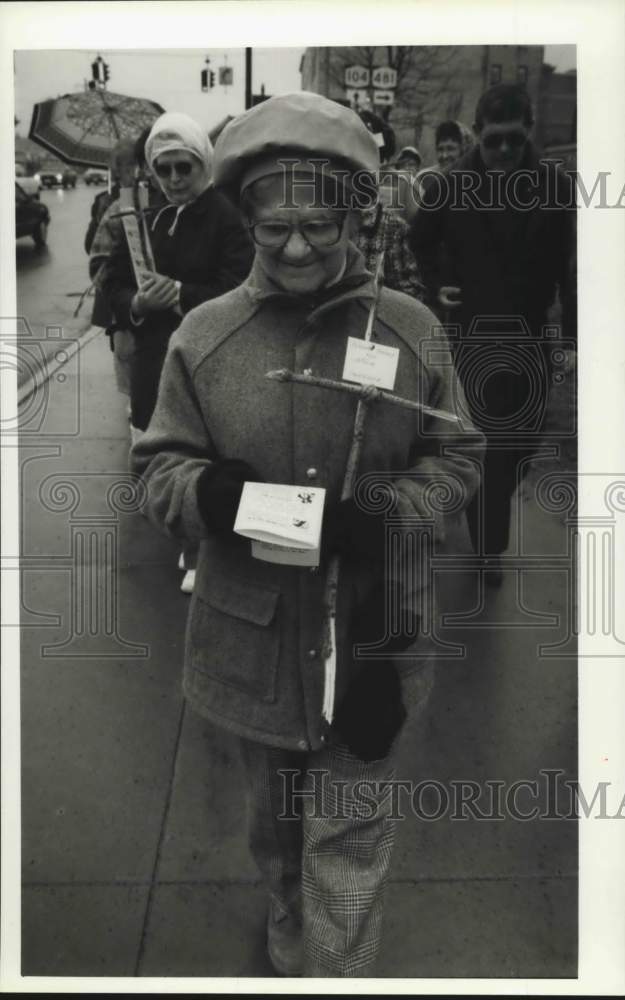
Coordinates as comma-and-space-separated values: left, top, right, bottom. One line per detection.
234, 482, 326, 566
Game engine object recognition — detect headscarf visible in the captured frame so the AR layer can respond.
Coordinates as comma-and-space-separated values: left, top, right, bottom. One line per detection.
144, 112, 214, 232
145, 112, 214, 186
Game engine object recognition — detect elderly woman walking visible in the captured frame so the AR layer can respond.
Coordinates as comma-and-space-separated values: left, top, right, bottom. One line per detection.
99, 111, 254, 590
131, 93, 484, 977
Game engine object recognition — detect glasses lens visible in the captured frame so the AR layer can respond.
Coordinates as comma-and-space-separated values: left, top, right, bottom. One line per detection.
301, 220, 342, 246
251, 222, 291, 247
154, 161, 194, 178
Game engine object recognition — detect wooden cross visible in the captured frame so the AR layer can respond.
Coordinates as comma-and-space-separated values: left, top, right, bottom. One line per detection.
264, 254, 461, 730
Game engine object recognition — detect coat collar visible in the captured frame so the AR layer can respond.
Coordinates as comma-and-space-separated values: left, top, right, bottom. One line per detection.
242, 242, 377, 320
148, 184, 216, 232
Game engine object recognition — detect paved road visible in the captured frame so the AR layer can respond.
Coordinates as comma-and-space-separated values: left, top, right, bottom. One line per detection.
15, 184, 101, 383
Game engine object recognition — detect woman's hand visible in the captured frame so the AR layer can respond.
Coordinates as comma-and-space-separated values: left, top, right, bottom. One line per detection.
131, 273, 179, 316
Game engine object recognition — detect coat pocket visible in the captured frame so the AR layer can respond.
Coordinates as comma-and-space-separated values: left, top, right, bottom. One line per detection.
187, 572, 281, 704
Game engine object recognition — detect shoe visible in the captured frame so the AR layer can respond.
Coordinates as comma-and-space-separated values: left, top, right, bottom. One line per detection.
484, 555, 503, 588
180, 569, 196, 594
267, 899, 303, 977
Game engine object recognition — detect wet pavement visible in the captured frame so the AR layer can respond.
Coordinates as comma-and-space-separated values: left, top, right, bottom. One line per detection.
15, 185, 96, 381
17, 324, 578, 980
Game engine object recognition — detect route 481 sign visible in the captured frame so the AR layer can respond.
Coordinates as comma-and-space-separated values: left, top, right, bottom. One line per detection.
371, 66, 397, 89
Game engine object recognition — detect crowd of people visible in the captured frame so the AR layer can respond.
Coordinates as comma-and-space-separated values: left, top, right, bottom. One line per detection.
85, 82, 576, 977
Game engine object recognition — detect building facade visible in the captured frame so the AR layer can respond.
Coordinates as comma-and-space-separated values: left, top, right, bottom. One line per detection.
300, 45, 546, 164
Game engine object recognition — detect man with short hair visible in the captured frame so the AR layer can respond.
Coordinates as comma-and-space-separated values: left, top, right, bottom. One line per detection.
410, 83, 576, 581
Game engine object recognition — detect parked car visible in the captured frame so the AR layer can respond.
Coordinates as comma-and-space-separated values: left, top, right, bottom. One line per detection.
15, 163, 40, 198
84, 168, 108, 186
16, 182, 50, 247
39, 166, 77, 189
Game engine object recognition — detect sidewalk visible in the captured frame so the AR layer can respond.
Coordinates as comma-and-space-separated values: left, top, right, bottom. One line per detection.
19, 330, 577, 979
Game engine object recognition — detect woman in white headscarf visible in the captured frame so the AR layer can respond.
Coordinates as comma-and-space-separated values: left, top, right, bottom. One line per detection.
99, 112, 254, 590
100, 110, 254, 434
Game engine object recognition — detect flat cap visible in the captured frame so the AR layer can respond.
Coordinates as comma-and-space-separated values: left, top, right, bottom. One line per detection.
212, 91, 380, 196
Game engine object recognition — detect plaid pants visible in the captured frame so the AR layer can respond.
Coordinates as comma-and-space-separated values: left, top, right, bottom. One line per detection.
238, 667, 433, 977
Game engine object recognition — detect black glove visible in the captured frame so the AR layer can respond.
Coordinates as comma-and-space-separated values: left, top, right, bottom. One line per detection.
197, 458, 263, 534
323, 496, 390, 565
333, 660, 406, 763
332, 582, 418, 762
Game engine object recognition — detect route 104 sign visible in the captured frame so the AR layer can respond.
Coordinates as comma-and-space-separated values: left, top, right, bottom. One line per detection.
344, 65, 370, 88
371, 66, 397, 89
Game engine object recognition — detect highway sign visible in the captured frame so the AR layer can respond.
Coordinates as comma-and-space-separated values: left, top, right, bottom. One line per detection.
345, 88, 369, 108
344, 65, 370, 88
371, 66, 397, 89
373, 89, 395, 106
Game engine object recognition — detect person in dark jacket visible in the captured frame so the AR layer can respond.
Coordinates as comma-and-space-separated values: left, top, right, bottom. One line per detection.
98, 111, 254, 435
410, 83, 576, 583
98, 112, 254, 593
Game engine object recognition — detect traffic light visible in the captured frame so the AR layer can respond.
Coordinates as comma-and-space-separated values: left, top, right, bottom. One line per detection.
90, 56, 109, 87
201, 68, 215, 92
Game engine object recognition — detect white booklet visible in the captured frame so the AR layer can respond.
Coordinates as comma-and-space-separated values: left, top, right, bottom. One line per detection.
234, 482, 326, 566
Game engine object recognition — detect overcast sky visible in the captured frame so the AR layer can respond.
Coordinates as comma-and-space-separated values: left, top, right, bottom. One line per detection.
15, 44, 576, 135
14, 48, 305, 134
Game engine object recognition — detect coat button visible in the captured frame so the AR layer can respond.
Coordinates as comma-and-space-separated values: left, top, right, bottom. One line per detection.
306, 467, 318, 479
307, 649, 318, 659
297, 739, 308, 751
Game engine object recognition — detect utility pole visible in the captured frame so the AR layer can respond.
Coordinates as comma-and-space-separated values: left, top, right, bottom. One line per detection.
245, 47, 252, 110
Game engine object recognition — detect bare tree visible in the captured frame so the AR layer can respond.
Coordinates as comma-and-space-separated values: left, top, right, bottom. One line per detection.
327, 45, 468, 134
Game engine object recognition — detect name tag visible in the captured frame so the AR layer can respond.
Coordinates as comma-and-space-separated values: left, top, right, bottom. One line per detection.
342, 337, 399, 391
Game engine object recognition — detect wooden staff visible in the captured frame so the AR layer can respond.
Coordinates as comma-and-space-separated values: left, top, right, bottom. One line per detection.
313, 254, 383, 725
265, 253, 465, 731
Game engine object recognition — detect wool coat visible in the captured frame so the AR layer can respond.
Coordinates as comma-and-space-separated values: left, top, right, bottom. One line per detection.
131, 245, 484, 751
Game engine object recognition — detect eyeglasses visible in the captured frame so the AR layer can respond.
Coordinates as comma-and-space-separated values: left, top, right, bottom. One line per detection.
481, 131, 528, 151
248, 216, 347, 249
153, 160, 194, 179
